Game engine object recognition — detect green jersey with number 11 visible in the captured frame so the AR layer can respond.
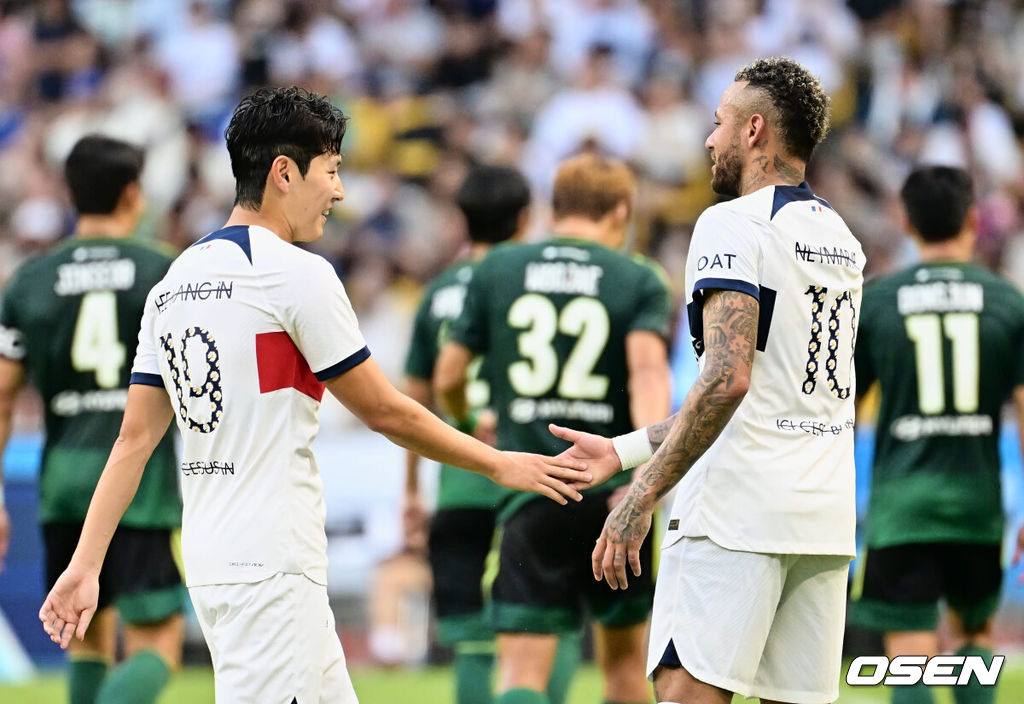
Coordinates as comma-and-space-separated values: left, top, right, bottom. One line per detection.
0, 236, 180, 528
449, 237, 673, 517
856, 261, 1024, 548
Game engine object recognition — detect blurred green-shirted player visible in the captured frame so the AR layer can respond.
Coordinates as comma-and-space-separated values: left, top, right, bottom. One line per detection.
437, 155, 673, 704
403, 165, 578, 704
0, 136, 184, 704
851, 166, 1024, 704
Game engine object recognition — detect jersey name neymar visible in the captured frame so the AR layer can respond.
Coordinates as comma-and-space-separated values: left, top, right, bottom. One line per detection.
404, 259, 506, 510
130, 225, 369, 587
448, 237, 673, 513
856, 262, 1024, 547
0, 237, 180, 528
670, 183, 864, 557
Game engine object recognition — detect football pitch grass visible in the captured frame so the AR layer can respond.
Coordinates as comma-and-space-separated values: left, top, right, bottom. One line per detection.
2, 660, 1023, 703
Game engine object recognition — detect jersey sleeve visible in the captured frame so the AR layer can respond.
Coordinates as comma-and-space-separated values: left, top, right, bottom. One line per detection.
404, 291, 437, 381
0, 276, 26, 362
447, 259, 489, 354
629, 258, 674, 340
129, 286, 165, 387
279, 256, 369, 382
685, 206, 763, 303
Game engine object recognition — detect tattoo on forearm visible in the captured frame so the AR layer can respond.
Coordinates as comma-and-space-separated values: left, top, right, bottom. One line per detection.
627, 290, 758, 509
646, 413, 679, 452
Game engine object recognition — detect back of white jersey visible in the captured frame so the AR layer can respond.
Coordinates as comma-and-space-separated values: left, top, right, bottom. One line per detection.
131, 225, 368, 586
670, 183, 864, 556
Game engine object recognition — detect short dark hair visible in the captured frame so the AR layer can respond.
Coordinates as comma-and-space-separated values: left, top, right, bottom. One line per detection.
456, 165, 530, 245
900, 166, 974, 243
64, 135, 145, 215
735, 57, 830, 162
225, 86, 348, 210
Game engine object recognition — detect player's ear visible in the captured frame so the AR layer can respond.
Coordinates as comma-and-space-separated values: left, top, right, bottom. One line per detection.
269, 155, 292, 191
747, 113, 766, 148
118, 181, 143, 214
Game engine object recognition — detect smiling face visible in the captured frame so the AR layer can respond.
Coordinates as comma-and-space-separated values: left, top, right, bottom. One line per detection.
286, 152, 344, 243
705, 81, 747, 197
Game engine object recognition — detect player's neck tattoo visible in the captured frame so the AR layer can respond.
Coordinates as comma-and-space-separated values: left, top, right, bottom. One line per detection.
773, 154, 804, 184
743, 153, 803, 194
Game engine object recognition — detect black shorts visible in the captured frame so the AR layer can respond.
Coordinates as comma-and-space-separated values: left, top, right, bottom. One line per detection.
851, 542, 1002, 632
489, 489, 654, 634
428, 507, 496, 619
44, 522, 185, 625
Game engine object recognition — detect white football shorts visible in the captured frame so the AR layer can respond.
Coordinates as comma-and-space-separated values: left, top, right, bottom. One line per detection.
647, 536, 849, 703
190, 572, 358, 704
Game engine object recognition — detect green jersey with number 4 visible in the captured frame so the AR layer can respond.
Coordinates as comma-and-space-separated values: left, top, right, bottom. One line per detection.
405, 259, 508, 510
0, 237, 181, 528
449, 237, 673, 516
856, 261, 1024, 547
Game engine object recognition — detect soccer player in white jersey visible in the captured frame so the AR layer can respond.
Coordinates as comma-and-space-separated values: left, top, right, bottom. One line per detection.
38, 86, 591, 704
550, 57, 865, 704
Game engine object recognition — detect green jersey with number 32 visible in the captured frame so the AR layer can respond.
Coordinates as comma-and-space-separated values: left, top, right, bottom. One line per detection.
448, 237, 673, 515
0, 237, 181, 527
856, 261, 1024, 547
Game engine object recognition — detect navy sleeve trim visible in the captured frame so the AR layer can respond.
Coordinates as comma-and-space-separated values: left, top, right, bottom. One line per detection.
315, 346, 371, 381
691, 277, 760, 301
130, 372, 164, 387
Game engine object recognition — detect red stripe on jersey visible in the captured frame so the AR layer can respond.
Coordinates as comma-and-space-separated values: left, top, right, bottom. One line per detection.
255, 332, 325, 402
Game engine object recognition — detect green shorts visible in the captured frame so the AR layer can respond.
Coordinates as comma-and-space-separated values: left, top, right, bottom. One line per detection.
849, 541, 1001, 633
45, 522, 186, 624
489, 491, 653, 634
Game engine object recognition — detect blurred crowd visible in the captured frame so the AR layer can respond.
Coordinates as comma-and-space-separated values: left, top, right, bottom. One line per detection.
2, 0, 1024, 384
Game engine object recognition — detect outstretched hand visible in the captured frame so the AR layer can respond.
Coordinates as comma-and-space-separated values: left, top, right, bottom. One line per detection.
39, 565, 99, 649
494, 451, 591, 505
549, 424, 621, 489
592, 492, 652, 590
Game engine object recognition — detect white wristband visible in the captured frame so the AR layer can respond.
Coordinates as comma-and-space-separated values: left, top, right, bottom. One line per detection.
611, 428, 654, 471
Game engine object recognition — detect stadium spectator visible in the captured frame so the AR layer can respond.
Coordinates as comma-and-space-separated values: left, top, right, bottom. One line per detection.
850, 165, 1024, 704
0, 134, 184, 704
435, 153, 673, 704
553, 57, 863, 703
37, 86, 590, 702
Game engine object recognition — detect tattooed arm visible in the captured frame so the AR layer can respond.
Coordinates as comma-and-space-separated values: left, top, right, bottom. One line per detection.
592, 289, 758, 589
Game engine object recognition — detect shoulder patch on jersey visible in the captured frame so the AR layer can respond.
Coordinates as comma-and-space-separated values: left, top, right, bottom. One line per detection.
193, 226, 253, 264
770, 182, 834, 220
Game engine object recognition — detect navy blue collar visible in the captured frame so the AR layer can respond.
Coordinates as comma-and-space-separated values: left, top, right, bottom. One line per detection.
770, 182, 834, 220
193, 225, 253, 264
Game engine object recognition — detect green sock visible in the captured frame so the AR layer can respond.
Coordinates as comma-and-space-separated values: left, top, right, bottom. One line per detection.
891, 681, 935, 704
454, 644, 495, 704
497, 688, 549, 704
70, 658, 108, 704
546, 633, 580, 704
95, 650, 171, 704
952, 645, 996, 704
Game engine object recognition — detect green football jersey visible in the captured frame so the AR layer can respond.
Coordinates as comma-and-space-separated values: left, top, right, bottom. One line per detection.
405, 258, 508, 510
856, 261, 1024, 547
0, 236, 181, 528
449, 236, 673, 518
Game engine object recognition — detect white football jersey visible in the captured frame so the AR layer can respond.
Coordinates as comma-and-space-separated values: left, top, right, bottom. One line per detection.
131, 225, 369, 587
669, 183, 864, 557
